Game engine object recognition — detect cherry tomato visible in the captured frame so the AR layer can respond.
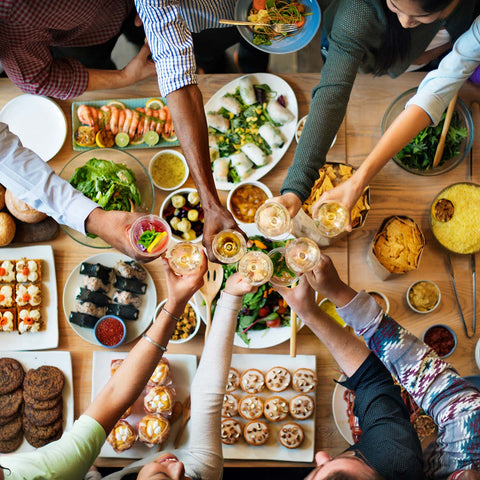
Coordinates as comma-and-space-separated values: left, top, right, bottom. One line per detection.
266, 316, 281, 328
258, 307, 270, 317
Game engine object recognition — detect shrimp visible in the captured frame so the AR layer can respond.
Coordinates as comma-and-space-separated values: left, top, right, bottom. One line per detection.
144, 107, 153, 131
122, 108, 133, 134
118, 109, 126, 132
152, 110, 163, 135
77, 105, 96, 127
161, 106, 174, 137
135, 115, 145, 138
109, 106, 119, 134
129, 110, 140, 139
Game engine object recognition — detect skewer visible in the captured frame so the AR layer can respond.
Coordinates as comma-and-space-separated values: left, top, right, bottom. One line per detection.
290, 311, 297, 357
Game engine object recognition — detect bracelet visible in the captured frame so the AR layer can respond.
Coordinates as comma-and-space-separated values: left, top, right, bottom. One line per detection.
142, 333, 167, 352
161, 305, 182, 323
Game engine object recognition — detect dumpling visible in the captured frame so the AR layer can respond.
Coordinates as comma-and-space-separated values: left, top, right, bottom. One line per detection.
221, 95, 242, 115
241, 142, 268, 167
259, 123, 285, 148
213, 157, 230, 183
230, 152, 253, 180
239, 76, 257, 106
267, 99, 294, 125
207, 113, 230, 133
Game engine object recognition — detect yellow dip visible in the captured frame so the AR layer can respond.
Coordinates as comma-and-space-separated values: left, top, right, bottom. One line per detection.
408, 281, 440, 312
319, 299, 346, 327
151, 153, 186, 189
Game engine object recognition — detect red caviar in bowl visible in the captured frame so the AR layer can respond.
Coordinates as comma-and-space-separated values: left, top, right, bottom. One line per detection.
95, 316, 126, 347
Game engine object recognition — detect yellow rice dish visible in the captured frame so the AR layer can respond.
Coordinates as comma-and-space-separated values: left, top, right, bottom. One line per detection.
430, 183, 480, 254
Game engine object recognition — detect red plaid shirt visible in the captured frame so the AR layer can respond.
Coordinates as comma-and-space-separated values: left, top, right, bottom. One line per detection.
0, 0, 134, 99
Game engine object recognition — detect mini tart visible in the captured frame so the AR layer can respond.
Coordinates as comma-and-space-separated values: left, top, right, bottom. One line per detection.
147, 358, 172, 387
107, 420, 137, 453
265, 366, 291, 392
221, 418, 242, 445
263, 396, 289, 422
239, 395, 264, 420
244, 420, 270, 446
289, 394, 315, 420
222, 394, 239, 418
240, 368, 265, 394
17, 307, 41, 333
0, 285, 14, 308
120, 405, 133, 419
0, 308, 15, 332
138, 414, 170, 447
226, 367, 240, 392
0, 260, 15, 283
15, 283, 41, 307
144, 385, 175, 417
278, 422, 304, 449
110, 359, 123, 376
16, 259, 41, 283
292, 368, 317, 393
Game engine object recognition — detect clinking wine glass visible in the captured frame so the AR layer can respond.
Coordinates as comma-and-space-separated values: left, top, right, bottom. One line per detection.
238, 251, 273, 286
167, 242, 204, 276
212, 229, 247, 264
285, 237, 321, 274
268, 247, 298, 288
255, 201, 292, 239
312, 201, 349, 237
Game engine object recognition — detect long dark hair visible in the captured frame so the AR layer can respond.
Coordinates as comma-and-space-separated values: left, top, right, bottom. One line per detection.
374, 0, 456, 75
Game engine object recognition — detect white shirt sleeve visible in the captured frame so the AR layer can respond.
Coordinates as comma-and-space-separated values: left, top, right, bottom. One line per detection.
406, 16, 480, 125
0, 122, 98, 234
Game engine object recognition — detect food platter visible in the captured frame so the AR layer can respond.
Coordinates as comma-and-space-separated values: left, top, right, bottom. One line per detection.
0, 245, 58, 350
63, 252, 156, 346
331, 375, 354, 445
205, 73, 298, 191
222, 354, 316, 462
91, 351, 197, 459
0, 94, 67, 161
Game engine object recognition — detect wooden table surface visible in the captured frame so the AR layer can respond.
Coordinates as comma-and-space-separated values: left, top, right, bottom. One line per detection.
0, 72, 478, 469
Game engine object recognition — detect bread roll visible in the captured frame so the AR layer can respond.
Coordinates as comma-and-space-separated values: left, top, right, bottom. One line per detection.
5, 190, 46, 224
0, 212, 16, 246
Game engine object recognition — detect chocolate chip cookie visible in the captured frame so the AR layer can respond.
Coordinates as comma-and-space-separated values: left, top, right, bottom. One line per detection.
23, 366, 64, 401
0, 358, 25, 395
23, 389, 61, 411
23, 416, 63, 440
24, 402, 63, 427
0, 388, 23, 418
24, 428, 61, 448
0, 432, 23, 453
0, 415, 22, 441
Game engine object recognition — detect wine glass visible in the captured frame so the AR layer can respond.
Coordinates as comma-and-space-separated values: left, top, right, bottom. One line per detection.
285, 237, 321, 273
238, 251, 273, 286
312, 201, 349, 237
268, 247, 298, 288
212, 229, 247, 264
167, 242, 204, 276
255, 201, 292, 239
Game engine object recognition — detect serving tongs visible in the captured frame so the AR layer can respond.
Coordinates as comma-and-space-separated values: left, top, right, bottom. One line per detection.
445, 253, 476, 338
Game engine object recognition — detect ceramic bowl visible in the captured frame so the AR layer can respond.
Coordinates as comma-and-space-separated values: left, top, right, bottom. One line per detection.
422, 323, 457, 359
226, 180, 273, 225
154, 299, 201, 344
94, 315, 127, 348
366, 291, 390, 315
406, 280, 441, 314
148, 149, 189, 191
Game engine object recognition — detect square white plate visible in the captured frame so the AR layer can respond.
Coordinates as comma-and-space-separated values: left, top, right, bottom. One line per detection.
223, 354, 316, 463
0, 350, 73, 452
91, 351, 197, 459
0, 245, 58, 350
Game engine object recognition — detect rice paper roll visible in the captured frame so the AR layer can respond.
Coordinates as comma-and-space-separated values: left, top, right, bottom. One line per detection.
239, 76, 256, 106
267, 99, 294, 125
241, 142, 268, 167
230, 152, 253, 180
209, 134, 220, 149
213, 157, 230, 183
207, 113, 230, 133
259, 123, 284, 148
221, 95, 242, 115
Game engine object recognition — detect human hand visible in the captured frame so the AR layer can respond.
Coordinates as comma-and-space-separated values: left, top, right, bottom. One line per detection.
274, 276, 318, 320
224, 272, 257, 297
269, 192, 302, 219
121, 43, 156, 85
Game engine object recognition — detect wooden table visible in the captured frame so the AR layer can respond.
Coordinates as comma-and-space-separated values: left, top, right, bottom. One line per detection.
0, 72, 478, 469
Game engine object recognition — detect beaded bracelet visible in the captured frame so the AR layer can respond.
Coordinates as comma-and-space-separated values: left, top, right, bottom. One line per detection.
161, 305, 182, 323
142, 333, 167, 352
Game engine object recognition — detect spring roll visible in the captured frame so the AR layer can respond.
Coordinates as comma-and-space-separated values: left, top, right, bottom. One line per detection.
207, 113, 230, 133
230, 152, 253, 180
221, 95, 242, 115
259, 123, 285, 148
239, 76, 257, 106
267, 99, 294, 125
213, 157, 230, 182
241, 142, 268, 167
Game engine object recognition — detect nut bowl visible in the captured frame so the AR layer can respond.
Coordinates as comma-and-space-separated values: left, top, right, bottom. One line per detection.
381, 88, 473, 176
154, 299, 201, 344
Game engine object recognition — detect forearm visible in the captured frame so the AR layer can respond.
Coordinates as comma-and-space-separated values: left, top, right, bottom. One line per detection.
86, 69, 130, 92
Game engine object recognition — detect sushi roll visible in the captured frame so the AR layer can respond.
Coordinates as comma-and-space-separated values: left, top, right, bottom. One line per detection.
76, 287, 110, 307
107, 303, 139, 321
221, 94, 242, 115
259, 123, 284, 149
112, 290, 142, 309
116, 261, 147, 282
80, 262, 112, 286
267, 99, 294, 125
82, 276, 109, 293
207, 113, 230, 133
75, 300, 106, 318
213, 158, 230, 183
69, 311, 99, 329
239, 76, 257, 106
241, 143, 269, 167
114, 275, 147, 295
230, 152, 253, 180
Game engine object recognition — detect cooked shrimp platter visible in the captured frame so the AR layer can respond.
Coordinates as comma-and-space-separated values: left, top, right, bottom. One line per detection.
72, 97, 178, 150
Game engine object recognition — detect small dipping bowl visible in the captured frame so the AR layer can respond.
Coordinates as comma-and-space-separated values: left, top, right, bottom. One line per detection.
366, 291, 390, 315
295, 115, 337, 149
422, 324, 457, 359
226, 180, 273, 225
94, 315, 126, 348
148, 149, 189, 191
318, 298, 346, 327
154, 299, 201, 344
406, 280, 441, 314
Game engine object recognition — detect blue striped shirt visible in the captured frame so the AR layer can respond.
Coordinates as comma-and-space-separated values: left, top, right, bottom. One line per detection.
135, 0, 236, 96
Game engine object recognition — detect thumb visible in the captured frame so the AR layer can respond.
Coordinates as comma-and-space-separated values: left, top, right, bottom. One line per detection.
134, 14, 143, 27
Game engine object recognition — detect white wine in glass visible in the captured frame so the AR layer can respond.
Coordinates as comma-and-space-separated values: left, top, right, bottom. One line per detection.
313, 202, 349, 237
212, 229, 247, 264
168, 242, 203, 276
238, 251, 273, 286
255, 201, 292, 239
268, 247, 298, 288
285, 237, 321, 273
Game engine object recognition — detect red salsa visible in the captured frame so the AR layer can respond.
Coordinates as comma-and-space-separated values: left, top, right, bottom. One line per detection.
96, 316, 125, 347
424, 325, 455, 357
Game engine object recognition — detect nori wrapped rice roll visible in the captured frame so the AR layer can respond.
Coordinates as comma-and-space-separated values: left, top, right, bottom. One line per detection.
69, 311, 99, 329
80, 262, 113, 286
76, 287, 110, 307
107, 303, 139, 320
114, 275, 147, 295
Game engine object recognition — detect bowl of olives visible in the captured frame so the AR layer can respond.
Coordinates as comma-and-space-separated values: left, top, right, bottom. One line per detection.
159, 188, 204, 243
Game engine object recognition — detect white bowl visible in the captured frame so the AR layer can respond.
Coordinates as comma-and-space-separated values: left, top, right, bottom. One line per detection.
154, 299, 201, 344
148, 149, 189, 191
295, 115, 337, 148
226, 180, 273, 225
366, 290, 390, 315
159, 187, 203, 243
475, 338, 480, 370
406, 280, 441, 314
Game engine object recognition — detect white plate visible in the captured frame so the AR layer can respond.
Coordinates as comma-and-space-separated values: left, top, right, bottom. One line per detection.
205, 73, 298, 191
0, 245, 58, 350
91, 351, 197, 459
223, 354, 316, 462
0, 94, 67, 161
331, 375, 355, 445
194, 224, 302, 349
63, 253, 156, 346
0, 350, 73, 453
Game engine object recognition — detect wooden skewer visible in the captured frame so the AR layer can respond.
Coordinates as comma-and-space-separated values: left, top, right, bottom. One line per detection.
290, 311, 297, 357
432, 93, 458, 168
